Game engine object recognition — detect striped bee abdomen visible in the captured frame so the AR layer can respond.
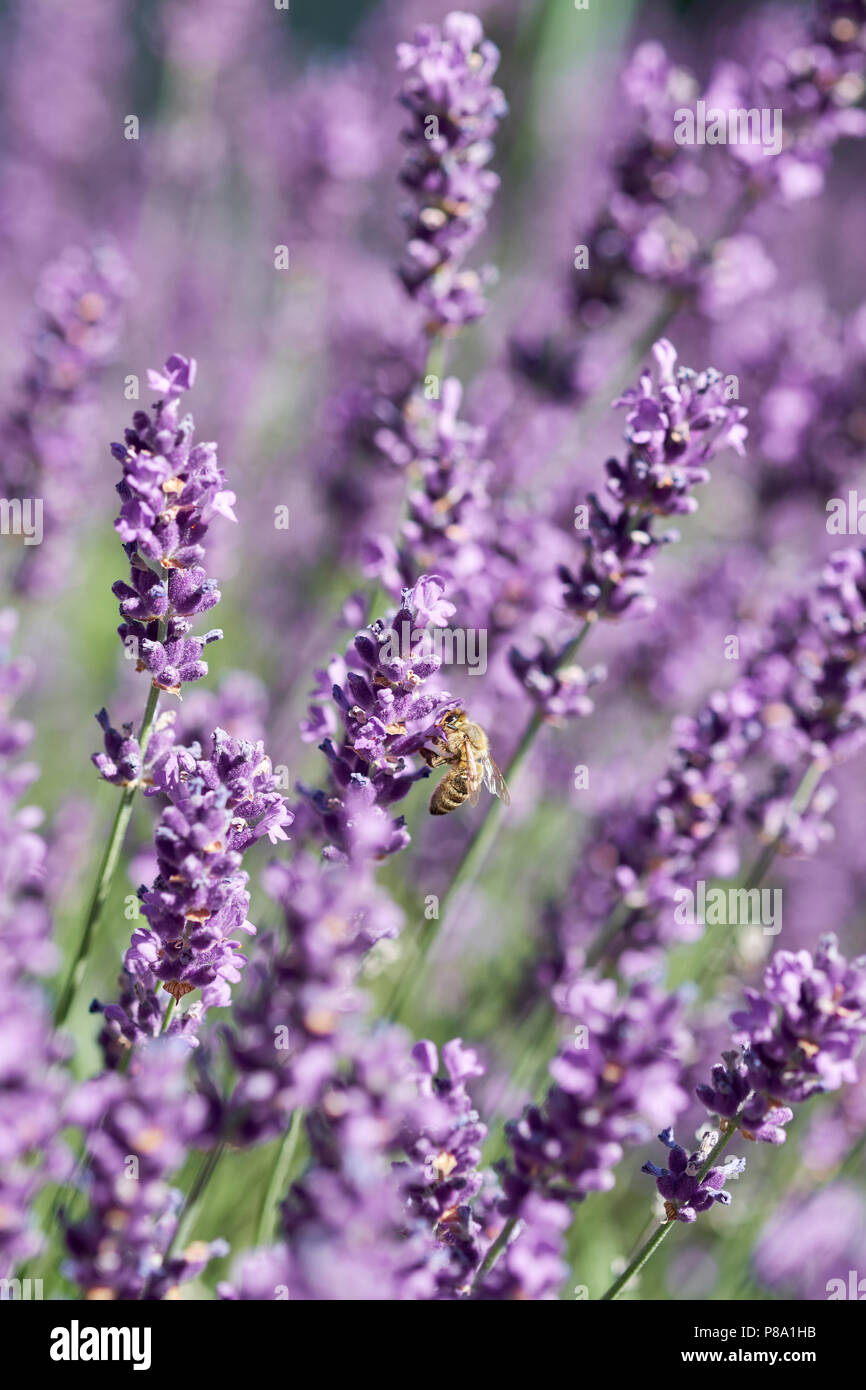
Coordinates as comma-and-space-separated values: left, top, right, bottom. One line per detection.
430, 772, 470, 815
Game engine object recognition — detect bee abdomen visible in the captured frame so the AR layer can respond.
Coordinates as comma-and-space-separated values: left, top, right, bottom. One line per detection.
430, 774, 469, 815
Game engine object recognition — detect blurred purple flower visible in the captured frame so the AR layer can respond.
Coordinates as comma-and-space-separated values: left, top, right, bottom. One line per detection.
219, 1027, 478, 1301
0, 618, 71, 1276
697, 934, 866, 1142
397, 10, 507, 330
63, 1040, 226, 1299
0, 241, 129, 593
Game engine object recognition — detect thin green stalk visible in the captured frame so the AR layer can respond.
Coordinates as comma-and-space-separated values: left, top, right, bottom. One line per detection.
425, 332, 446, 385
600, 1220, 674, 1301
538, 291, 688, 488
698, 756, 827, 985
363, 332, 446, 628
517, 757, 829, 1117
386, 619, 594, 1022
470, 1215, 518, 1293
582, 755, 827, 979
387, 515, 640, 1023
599, 1125, 738, 1300
741, 756, 826, 891
158, 1140, 226, 1273
53, 671, 163, 1028
255, 1108, 304, 1246
836, 1130, 866, 1180
585, 900, 639, 969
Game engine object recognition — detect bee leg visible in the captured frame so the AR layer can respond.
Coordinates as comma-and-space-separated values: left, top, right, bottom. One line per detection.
419, 747, 447, 768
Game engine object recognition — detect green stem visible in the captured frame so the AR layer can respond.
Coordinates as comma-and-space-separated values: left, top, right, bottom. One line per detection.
470, 1215, 519, 1293
363, 332, 446, 628
425, 332, 446, 384
836, 1131, 866, 1180
53, 673, 163, 1028
599, 1125, 738, 1300
697, 756, 827, 986
538, 291, 687, 488
158, 1139, 226, 1272
585, 900, 638, 970
741, 756, 826, 891
255, 1108, 303, 1247
386, 619, 594, 1022
583, 755, 827, 977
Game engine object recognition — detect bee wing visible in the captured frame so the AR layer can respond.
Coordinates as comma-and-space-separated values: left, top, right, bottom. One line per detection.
465, 741, 483, 806
482, 752, 511, 806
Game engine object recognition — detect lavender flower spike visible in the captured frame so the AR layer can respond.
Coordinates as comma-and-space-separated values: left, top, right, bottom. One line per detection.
98, 729, 292, 1055
111, 355, 236, 696
697, 934, 866, 1144
559, 339, 747, 625
641, 1128, 746, 1223
299, 575, 455, 862
397, 11, 507, 331
0, 610, 70, 1275
1, 241, 129, 594
64, 1040, 227, 1299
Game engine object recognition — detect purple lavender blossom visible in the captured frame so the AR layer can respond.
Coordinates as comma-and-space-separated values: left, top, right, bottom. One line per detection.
63, 1040, 226, 1299
406, 1038, 489, 1294
559, 340, 747, 621
641, 1127, 746, 1223
510, 340, 747, 717
744, 548, 866, 853
110, 355, 235, 696
97, 730, 291, 1056
697, 935, 866, 1143
513, 7, 866, 401
480, 976, 692, 1295
508, 643, 607, 723
542, 550, 866, 986
753, 1181, 866, 1300
0, 241, 129, 592
363, 377, 577, 659
221, 1025, 503, 1302
219, 1028, 454, 1301
298, 576, 455, 861
223, 852, 403, 1144
90, 706, 179, 789
501, 978, 690, 1211
397, 11, 507, 331
0, 610, 71, 1275
366, 377, 496, 605
475, 1193, 571, 1301
249, 62, 387, 241
0, 2, 130, 266
511, 42, 702, 399
702, 2, 866, 205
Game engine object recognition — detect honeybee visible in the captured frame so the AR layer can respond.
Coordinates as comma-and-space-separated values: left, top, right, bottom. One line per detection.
421, 709, 511, 816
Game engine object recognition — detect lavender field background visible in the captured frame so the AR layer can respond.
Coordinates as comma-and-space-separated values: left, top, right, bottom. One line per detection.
2, 0, 866, 1304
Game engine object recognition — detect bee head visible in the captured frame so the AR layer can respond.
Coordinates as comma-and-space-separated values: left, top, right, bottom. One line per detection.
442, 710, 464, 731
